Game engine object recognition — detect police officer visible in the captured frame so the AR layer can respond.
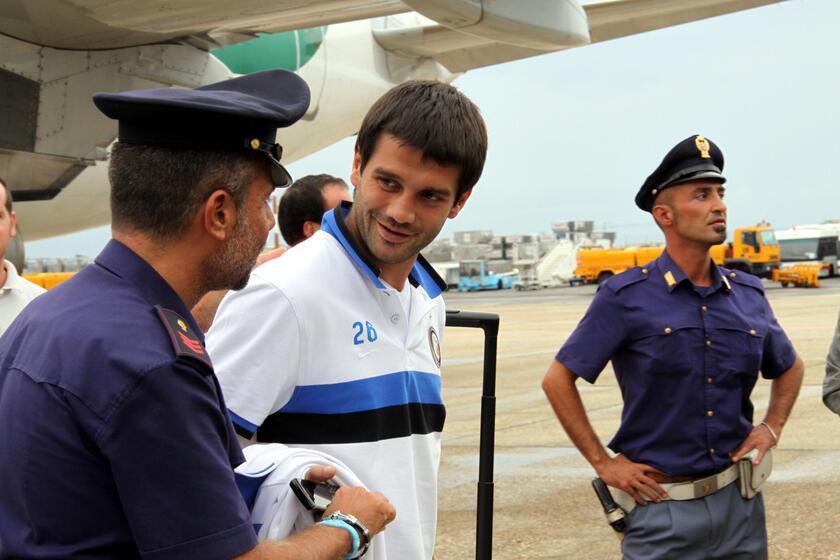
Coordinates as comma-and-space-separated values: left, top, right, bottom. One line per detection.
542, 135, 804, 559
0, 70, 394, 560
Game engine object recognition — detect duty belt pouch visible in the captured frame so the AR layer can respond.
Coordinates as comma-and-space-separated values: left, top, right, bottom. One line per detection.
738, 449, 773, 499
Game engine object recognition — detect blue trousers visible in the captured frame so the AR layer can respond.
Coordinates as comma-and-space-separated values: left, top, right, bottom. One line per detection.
621, 484, 767, 560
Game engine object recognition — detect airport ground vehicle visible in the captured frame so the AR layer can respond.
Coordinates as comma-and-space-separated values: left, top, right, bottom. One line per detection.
574, 226, 781, 285
776, 225, 839, 277
22, 272, 74, 290
458, 260, 517, 292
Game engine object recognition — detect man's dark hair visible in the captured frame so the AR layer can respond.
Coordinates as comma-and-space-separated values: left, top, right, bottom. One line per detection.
0, 176, 11, 213
278, 174, 347, 246
108, 143, 262, 241
355, 80, 487, 199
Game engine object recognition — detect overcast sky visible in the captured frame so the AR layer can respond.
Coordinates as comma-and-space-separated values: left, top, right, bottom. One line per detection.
27, 0, 839, 258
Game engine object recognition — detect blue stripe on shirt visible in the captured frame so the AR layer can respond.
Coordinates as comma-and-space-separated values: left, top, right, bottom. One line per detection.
278, 370, 442, 414
229, 410, 258, 433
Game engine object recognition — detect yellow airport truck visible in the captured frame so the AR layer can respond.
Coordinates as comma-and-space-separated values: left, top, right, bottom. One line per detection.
575, 226, 781, 285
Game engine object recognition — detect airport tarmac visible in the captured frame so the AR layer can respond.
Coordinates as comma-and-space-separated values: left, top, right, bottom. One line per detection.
435, 278, 840, 559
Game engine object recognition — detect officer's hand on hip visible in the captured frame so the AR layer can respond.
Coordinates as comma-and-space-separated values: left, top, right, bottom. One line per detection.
597, 454, 667, 505
730, 423, 777, 465
324, 487, 396, 536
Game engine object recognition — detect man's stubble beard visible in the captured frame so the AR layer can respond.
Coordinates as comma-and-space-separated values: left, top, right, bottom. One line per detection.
354, 205, 438, 266
203, 210, 262, 293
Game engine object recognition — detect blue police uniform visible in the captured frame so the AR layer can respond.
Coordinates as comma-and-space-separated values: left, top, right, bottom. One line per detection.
0, 240, 254, 559
0, 69, 310, 559
556, 134, 798, 559
557, 250, 796, 474
557, 251, 795, 559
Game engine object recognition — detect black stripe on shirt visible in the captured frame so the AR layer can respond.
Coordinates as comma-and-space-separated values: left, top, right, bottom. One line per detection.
256, 403, 446, 445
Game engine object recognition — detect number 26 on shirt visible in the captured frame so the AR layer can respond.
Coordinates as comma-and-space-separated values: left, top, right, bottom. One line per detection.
352, 321, 378, 345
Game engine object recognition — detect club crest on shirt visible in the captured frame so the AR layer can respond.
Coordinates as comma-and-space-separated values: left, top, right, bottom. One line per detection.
428, 327, 441, 368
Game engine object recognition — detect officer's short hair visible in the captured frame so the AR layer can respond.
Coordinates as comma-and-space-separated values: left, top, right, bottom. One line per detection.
355, 81, 487, 199
0, 176, 11, 213
108, 143, 262, 241
278, 174, 347, 246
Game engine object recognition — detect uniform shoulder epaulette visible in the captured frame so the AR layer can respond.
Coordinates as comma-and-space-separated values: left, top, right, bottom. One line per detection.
155, 306, 213, 369
601, 266, 651, 293
721, 268, 765, 293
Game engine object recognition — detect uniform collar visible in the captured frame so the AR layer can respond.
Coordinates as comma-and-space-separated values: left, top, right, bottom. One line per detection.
1, 259, 24, 291
94, 239, 205, 340
320, 201, 446, 299
656, 249, 731, 295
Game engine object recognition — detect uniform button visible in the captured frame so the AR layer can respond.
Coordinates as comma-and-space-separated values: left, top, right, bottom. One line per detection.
642, 268, 649, 274
707, 376, 713, 384
391, 314, 400, 323
664, 327, 672, 334
706, 339, 712, 347
701, 305, 708, 312
710, 448, 716, 455
707, 410, 714, 417
750, 329, 757, 336
729, 272, 737, 278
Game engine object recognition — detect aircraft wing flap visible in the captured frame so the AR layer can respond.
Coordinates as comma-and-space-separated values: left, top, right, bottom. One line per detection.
584, 0, 787, 44
374, 24, 552, 73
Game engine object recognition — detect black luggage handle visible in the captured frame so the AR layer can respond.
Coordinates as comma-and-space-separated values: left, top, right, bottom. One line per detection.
445, 310, 500, 560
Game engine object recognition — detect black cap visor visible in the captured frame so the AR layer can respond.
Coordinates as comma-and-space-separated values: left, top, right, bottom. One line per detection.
660, 164, 726, 190
246, 138, 293, 188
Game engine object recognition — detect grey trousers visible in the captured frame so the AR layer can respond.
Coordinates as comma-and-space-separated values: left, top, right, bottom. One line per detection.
621, 484, 767, 560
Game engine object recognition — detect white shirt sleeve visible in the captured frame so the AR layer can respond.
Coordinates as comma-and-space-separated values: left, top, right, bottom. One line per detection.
207, 271, 301, 434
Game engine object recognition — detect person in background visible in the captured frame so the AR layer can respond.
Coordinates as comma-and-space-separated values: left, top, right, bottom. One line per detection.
0, 177, 45, 336
278, 174, 351, 246
823, 311, 840, 415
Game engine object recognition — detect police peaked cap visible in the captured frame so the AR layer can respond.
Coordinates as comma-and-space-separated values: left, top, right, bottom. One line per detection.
93, 70, 311, 188
635, 134, 726, 212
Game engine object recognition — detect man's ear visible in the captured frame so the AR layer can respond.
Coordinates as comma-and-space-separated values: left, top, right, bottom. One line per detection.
448, 188, 473, 219
350, 150, 362, 189
651, 203, 673, 228
302, 220, 321, 239
203, 189, 237, 241
9, 211, 16, 238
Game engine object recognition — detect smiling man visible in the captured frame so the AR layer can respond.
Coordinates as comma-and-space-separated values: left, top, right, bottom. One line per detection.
207, 80, 487, 559
542, 135, 804, 559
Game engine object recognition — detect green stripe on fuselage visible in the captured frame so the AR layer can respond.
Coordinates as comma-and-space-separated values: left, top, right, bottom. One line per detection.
211, 27, 326, 73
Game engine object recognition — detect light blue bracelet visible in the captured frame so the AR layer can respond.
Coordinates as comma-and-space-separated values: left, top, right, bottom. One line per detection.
317, 518, 360, 559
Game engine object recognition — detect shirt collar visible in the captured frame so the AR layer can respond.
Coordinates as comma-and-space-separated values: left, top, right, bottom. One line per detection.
94, 239, 205, 341
320, 201, 446, 299
656, 249, 731, 295
1, 259, 24, 291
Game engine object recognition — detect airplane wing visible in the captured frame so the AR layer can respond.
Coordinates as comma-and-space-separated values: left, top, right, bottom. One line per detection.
374, 0, 787, 73
1, 0, 784, 53
0, 1, 409, 50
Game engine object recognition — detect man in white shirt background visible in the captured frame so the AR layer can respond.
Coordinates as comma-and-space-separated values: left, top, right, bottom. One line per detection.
0, 177, 45, 336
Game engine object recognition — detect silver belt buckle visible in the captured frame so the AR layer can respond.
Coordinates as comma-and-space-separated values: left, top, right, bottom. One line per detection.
693, 475, 719, 498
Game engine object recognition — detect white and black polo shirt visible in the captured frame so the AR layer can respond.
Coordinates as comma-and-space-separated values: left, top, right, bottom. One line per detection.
208, 203, 448, 559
